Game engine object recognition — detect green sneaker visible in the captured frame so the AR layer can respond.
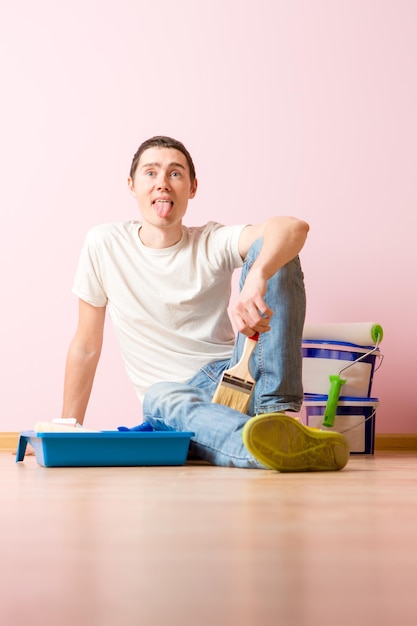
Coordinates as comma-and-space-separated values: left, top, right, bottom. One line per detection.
242, 412, 350, 472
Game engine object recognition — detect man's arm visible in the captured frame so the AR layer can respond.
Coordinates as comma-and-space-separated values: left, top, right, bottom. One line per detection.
234, 216, 309, 336
61, 299, 106, 425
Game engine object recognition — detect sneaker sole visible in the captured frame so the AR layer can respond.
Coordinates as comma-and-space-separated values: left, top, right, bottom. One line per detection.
242, 413, 350, 472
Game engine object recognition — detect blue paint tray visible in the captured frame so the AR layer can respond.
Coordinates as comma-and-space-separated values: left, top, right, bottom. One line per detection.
16, 430, 195, 467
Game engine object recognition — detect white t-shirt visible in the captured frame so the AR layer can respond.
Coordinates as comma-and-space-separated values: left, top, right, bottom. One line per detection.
72, 220, 246, 401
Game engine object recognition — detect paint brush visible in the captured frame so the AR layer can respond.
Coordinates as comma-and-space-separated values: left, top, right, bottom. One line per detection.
211, 333, 259, 413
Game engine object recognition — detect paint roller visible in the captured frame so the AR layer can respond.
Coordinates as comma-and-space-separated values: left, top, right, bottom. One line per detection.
302, 322, 384, 428
302, 322, 383, 347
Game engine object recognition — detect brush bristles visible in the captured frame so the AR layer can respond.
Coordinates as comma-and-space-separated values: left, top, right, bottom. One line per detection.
212, 379, 255, 413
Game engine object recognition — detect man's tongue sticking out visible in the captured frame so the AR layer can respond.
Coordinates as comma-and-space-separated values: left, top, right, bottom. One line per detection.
154, 200, 172, 218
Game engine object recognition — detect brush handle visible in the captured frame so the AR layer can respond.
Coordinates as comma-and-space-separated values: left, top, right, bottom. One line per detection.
229, 333, 259, 380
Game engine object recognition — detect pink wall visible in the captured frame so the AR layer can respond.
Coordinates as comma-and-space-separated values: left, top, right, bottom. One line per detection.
1, 1, 416, 433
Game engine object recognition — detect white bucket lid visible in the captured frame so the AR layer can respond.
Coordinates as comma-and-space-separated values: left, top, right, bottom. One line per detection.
302, 340, 382, 355
303, 395, 379, 407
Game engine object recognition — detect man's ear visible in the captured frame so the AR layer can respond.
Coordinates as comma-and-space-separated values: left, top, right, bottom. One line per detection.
127, 177, 136, 197
189, 178, 198, 199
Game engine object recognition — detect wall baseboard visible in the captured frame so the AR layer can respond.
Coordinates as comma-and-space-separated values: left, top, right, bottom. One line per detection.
1, 432, 417, 453
374, 434, 417, 451
1, 432, 20, 451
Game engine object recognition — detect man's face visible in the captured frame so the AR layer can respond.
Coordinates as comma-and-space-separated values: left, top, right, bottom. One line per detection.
128, 147, 197, 227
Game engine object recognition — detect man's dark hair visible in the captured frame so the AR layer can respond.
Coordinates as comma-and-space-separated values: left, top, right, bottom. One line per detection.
129, 136, 196, 183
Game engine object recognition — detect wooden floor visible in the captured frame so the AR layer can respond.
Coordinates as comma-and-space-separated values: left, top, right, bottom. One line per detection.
2, 451, 417, 626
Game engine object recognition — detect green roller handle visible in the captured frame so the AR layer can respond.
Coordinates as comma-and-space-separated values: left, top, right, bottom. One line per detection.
322, 375, 346, 428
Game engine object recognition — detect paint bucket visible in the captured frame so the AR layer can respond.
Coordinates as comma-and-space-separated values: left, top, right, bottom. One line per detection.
302, 340, 383, 398
303, 394, 379, 454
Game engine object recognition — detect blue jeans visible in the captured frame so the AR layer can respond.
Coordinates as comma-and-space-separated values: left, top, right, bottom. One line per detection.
143, 239, 306, 468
